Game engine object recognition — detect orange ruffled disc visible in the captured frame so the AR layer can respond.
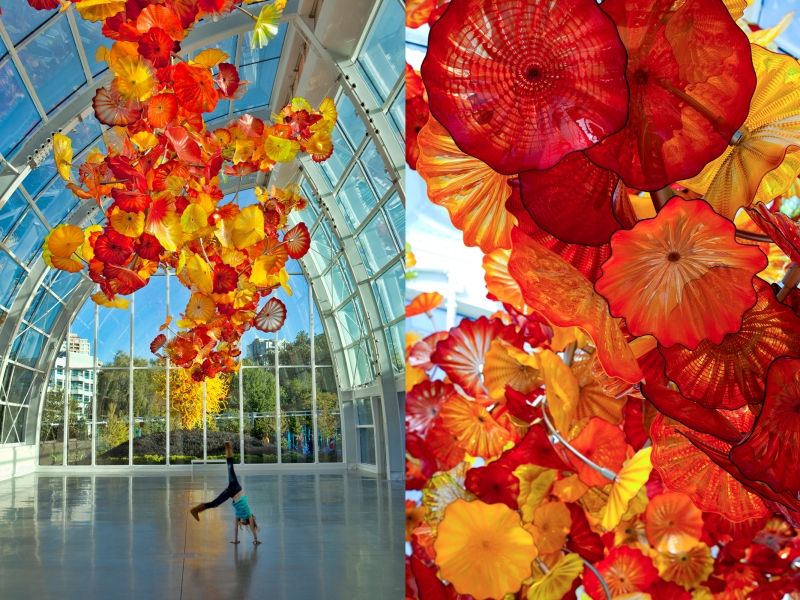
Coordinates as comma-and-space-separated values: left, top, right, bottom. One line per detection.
645, 491, 704, 553
416, 116, 516, 253
650, 412, 768, 522
567, 417, 627, 488
421, 0, 629, 174
508, 227, 642, 384
439, 395, 510, 459
595, 198, 767, 350
659, 277, 800, 409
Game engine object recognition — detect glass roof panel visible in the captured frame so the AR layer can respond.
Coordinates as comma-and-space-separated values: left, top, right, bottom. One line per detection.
0, 58, 41, 158
17, 16, 87, 114
37, 181, 81, 227
0, 190, 28, 239
317, 126, 352, 188
309, 219, 340, 271
336, 297, 366, 346
70, 116, 103, 154
203, 99, 231, 122
384, 191, 404, 245
356, 0, 404, 103
372, 260, 404, 323
335, 164, 377, 231
190, 35, 238, 63
73, 14, 107, 77
0, 251, 25, 310
232, 58, 280, 114
336, 93, 366, 149
5, 208, 47, 265
359, 140, 392, 197
11, 325, 46, 368
322, 258, 355, 308
23, 155, 57, 198
385, 320, 404, 372
355, 210, 398, 276
388, 87, 404, 144
0, 2, 54, 45
46, 269, 83, 303
241, 22, 287, 65
24, 287, 61, 332
0, 27, 7, 60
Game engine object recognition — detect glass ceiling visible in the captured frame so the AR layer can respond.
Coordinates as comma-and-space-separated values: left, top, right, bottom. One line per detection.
0, 0, 405, 450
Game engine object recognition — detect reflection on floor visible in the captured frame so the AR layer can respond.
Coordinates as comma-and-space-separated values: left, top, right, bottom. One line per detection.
0, 470, 403, 599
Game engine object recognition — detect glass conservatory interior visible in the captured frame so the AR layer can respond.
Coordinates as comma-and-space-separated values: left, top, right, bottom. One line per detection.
0, 0, 405, 480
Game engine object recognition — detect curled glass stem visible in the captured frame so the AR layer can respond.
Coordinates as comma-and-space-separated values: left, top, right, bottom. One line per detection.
735, 229, 773, 243
540, 397, 619, 481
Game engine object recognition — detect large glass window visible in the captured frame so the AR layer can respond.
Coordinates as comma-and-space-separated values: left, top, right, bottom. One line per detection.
356, 0, 404, 103
355, 397, 376, 465
0, 57, 41, 157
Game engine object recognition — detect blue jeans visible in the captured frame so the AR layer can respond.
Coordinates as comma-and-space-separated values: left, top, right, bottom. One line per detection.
204, 456, 243, 509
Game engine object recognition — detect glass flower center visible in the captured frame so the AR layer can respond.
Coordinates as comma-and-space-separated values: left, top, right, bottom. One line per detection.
667, 251, 681, 263
525, 67, 541, 82
633, 69, 648, 85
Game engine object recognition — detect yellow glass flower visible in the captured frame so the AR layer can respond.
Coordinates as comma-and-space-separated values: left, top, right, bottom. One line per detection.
110, 208, 145, 238
434, 499, 537, 600
111, 56, 156, 102
527, 553, 584, 600
53, 134, 72, 181
655, 543, 714, 590
483, 339, 542, 401
232, 205, 265, 249
532, 502, 572, 554
264, 135, 300, 162
181, 204, 208, 234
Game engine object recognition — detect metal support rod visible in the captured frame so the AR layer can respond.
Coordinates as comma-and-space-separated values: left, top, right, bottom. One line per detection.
735, 229, 773, 244
275, 330, 281, 464
777, 264, 800, 302
311, 282, 318, 464
92, 292, 98, 467
581, 556, 612, 600
63, 322, 70, 467
165, 269, 171, 466
540, 397, 619, 481
129, 293, 135, 465
203, 380, 207, 462
651, 186, 674, 212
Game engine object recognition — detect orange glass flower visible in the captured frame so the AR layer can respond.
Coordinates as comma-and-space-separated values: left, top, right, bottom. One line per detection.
595, 198, 767, 349
439, 396, 510, 459
645, 492, 703, 553
583, 546, 659, 599
434, 499, 537, 600
416, 117, 516, 253
406, 292, 444, 317
568, 417, 626, 488
421, 0, 628, 174
532, 501, 571, 554
655, 544, 714, 591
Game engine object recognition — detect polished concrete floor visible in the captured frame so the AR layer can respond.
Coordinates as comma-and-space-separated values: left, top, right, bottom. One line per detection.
0, 469, 403, 599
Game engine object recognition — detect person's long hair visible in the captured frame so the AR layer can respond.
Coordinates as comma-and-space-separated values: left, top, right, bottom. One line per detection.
238, 514, 260, 535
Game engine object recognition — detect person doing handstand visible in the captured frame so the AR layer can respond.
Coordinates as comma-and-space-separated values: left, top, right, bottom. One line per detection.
190, 441, 262, 545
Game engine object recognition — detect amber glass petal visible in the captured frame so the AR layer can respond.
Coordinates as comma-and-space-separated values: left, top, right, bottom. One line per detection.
518, 152, 635, 246
483, 339, 542, 401
746, 202, 800, 265
509, 228, 643, 384
507, 186, 611, 282
417, 117, 516, 252
586, 0, 756, 191
568, 417, 627, 488
660, 277, 800, 408
483, 248, 532, 315
683, 427, 800, 515
730, 357, 800, 496
420, 0, 629, 174
651, 413, 768, 521
439, 396, 510, 459
681, 46, 800, 219
565, 502, 604, 563
596, 198, 767, 349
572, 349, 627, 425
431, 316, 522, 397
642, 384, 744, 443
